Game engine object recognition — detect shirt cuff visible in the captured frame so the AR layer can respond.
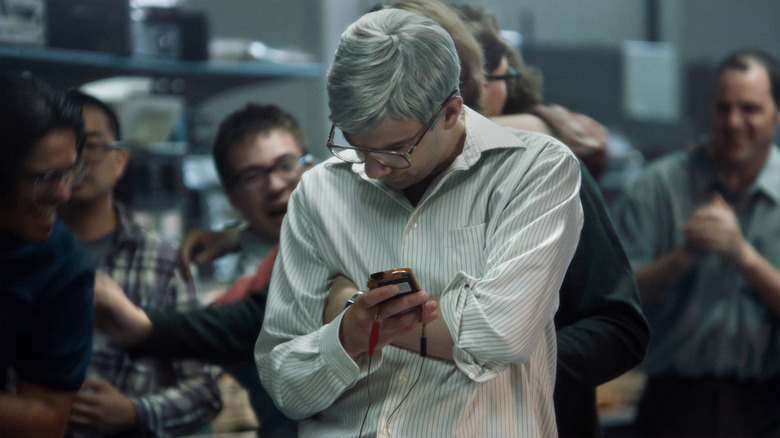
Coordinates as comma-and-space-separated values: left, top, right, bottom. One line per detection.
319, 311, 365, 385
128, 396, 154, 437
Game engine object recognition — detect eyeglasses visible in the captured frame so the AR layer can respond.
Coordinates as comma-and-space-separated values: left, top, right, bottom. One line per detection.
486, 66, 522, 87
327, 88, 459, 169
25, 159, 89, 197
230, 154, 314, 193
82, 141, 122, 162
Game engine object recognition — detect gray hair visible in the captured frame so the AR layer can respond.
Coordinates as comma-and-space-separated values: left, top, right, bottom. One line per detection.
327, 8, 461, 134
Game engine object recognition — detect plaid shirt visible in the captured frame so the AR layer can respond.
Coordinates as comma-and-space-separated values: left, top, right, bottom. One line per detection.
76, 203, 221, 437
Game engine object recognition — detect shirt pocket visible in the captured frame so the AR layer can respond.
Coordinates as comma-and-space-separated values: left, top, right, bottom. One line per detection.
446, 222, 487, 278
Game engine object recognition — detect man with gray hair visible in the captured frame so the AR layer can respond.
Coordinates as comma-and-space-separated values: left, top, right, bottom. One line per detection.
255, 9, 583, 437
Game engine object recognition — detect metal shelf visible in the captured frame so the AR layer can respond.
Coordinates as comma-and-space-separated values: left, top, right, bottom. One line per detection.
0, 44, 323, 105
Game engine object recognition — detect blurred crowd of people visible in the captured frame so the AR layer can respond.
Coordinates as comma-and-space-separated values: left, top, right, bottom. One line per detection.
2, 1, 780, 438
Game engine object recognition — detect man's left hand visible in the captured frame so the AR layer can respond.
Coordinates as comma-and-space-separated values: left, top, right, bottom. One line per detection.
683, 192, 749, 266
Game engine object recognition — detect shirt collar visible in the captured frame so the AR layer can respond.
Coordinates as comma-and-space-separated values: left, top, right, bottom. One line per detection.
335, 106, 527, 178
114, 201, 145, 244
753, 144, 780, 204
453, 106, 529, 169
694, 144, 780, 204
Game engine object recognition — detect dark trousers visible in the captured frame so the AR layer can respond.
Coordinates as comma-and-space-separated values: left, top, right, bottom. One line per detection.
634, 375, 780, 437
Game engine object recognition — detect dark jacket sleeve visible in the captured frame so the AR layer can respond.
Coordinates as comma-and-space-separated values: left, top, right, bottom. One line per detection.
553, 164, 651, 437
555, 165, 650, 386
131, 292, 266, 364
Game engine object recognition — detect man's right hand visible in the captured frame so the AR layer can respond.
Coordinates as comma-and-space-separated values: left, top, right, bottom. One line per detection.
339, 285, 438, 362
178, 227, 241, 280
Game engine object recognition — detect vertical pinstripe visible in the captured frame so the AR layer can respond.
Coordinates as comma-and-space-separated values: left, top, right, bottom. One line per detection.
256, 108, 582, 437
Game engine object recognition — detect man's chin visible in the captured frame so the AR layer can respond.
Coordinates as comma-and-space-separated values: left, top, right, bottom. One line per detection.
25, 218, 55, 242
375, 174, 403, 188
382, 180, 412, 191
64, 192, 98, 207
30, 228, 54, 242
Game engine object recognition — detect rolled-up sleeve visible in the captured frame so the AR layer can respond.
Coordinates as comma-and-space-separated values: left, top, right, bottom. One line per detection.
440, 144, 583, 381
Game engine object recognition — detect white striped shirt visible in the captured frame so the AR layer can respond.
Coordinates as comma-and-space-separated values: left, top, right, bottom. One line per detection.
255, 108, 583, 437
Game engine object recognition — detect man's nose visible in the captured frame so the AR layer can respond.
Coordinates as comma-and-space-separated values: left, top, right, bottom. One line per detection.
726, 108, 746, 128
266, 171, 293, 193
49, 179, 73, 203
364, 156, 393, 179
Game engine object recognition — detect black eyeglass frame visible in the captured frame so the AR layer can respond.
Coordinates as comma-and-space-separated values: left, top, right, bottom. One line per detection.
83, 140, 123, 153
81, 140, 123, 161
485, 66, 522, 82
327, 88, 459, 170
227, 154, 315, 192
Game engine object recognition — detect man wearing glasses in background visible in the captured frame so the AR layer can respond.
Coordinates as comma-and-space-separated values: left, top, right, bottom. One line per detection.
58, 90, 222, 437
91, 103, 312, 438
177, 104, 314, 283
0, 71, 94, 438
255, 9, 582, 437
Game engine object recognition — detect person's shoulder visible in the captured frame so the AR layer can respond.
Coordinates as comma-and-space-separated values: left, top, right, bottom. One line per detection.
138, 228, 180, 263
619, 148, 697, 205
465, 106, 563, 153
297, 156, 364, 196
468, 128, 577, 180
638, 147, 696, 180
117, 218, 183, 278
47, 220, 93, 272
116, 202, 179, 256
492, 112, 554, 136
50, 218, 83, 250
1, 219, 89, 273
46, 220, 94, 297
499, 121, 578, 165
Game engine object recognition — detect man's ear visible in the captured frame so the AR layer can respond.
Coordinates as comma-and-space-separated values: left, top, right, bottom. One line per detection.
116, 148, 131, 178
442, 96, 463, 129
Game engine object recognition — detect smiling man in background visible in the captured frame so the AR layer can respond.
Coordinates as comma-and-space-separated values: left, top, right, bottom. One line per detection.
612, 50, 780, 437
59, 90, 221, 438
0, 71, 94, 438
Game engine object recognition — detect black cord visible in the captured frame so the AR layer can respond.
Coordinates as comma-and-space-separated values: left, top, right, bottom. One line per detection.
385, 307, 427, 431
357, 353, 374, 438
385, 353, 426, 428
358, 310, 426, 437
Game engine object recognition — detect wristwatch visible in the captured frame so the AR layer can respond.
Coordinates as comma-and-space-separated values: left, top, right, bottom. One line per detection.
344, 291, 364, 310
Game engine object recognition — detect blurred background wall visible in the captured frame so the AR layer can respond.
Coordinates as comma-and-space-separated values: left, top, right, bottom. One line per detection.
4, 0, 778, 249
180, 0, 780, 161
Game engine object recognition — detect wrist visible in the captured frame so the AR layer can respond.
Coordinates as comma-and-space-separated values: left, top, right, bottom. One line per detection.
337, 310, 367, 361
222, 223, 244, 253
679, 244, 703, 267
737, 242, 759, 272
344, 291, 364, 310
